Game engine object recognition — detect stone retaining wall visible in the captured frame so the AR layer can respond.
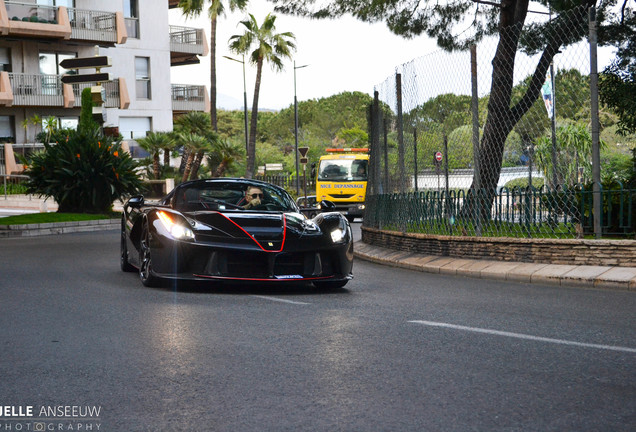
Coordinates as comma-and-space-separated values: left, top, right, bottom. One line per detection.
361, 227, 636, 267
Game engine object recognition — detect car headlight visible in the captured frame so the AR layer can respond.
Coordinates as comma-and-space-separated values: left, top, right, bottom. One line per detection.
330, 227, 346, 243
157, 211, 195, 240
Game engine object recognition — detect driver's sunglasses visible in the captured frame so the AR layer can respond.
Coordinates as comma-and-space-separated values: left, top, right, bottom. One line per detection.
250, 193, 264, 199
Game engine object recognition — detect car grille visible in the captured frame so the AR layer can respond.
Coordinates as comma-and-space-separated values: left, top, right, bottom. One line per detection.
201, 250, 336, 279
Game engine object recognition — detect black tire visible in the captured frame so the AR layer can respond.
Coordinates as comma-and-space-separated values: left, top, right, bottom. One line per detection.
346, 215, 356, 223
139, 222, 161, 287
313, 280, 349, 289
120, 225, 135, 272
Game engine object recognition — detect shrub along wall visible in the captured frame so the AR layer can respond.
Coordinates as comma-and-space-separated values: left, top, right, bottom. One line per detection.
361, 227, 636, 267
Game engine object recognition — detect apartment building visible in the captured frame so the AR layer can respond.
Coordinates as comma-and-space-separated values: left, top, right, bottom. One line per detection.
0, 0, 209, 173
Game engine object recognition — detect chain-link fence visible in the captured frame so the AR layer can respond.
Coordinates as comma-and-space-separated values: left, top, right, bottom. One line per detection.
365, 5, 635, 239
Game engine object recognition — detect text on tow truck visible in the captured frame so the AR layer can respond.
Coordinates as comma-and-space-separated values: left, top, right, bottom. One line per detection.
315, 148, 368, 222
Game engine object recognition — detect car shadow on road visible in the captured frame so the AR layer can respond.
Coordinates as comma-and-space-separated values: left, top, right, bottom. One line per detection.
155, 278, 351, 297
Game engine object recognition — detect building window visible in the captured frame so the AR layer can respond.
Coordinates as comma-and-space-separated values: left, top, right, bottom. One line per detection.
36, 0, 75, 6
40, 116, 78, 131
0, 47, 12, 73
0, 116, 15, 143
135, 57, 150, 100
39, 52, 75, 75
124, 0, 139, 39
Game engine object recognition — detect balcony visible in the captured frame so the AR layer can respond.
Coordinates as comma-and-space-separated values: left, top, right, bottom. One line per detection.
170, 25, 208, 66
2, 72, 129, 110
0, 1, 126, 45
68, 7, 127, 44
171, 84, 209, 113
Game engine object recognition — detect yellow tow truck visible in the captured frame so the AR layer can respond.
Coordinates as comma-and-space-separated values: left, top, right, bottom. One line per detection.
315, 148, 368, 222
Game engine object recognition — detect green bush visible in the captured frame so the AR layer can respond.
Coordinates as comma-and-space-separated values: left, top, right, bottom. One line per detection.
503, 176, 545, 190
24, 128, 143, 213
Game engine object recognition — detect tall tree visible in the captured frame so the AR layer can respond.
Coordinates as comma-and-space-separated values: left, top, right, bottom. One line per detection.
229, 13, 296, 178
268, 0, 632, 215
178, 0, 250, 131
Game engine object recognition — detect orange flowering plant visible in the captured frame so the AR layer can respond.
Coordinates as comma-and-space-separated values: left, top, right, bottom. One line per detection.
24, 128, 143, 213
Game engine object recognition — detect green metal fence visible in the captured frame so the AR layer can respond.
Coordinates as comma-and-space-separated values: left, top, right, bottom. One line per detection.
364, 184, 635, 239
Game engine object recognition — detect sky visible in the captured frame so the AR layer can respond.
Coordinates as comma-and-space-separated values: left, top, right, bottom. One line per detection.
168, 1, 438, 111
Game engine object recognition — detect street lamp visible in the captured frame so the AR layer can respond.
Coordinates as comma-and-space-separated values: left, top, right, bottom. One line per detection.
223, 55, 249, 154
294, 61, 309, 196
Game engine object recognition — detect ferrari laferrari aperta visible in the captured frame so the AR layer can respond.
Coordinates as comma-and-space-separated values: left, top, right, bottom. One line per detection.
120, 178, 353, 288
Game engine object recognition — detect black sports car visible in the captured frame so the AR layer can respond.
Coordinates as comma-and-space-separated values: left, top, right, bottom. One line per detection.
120, 178, 353, 288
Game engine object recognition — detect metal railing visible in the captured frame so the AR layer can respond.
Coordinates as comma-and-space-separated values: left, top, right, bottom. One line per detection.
5, 1, 57, 24
254, 174, 315, 197
169, 25, 205, 54
72, 80, 120, 108
171, 84, 206, 111
68, 8, 117, 43
9, 73, 63, 106
364, 184, 636, 239
2, 174, 29, 199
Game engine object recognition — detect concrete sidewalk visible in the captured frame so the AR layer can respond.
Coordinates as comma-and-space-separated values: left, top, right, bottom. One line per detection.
354, 241, 636, 291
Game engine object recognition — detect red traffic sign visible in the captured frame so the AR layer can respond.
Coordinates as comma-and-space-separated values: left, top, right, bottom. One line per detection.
60, 56, 111, 70
298, 147, 309, 158
299, 157, 308, 165
60, 72, 111, 84
435, 151, 443, 162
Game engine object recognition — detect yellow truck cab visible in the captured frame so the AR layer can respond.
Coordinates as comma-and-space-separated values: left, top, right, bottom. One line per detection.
315, 148, 368, 222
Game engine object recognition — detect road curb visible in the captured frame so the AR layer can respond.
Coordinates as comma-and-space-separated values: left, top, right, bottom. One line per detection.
353, 241, 636, 292
0, 219, 120, 238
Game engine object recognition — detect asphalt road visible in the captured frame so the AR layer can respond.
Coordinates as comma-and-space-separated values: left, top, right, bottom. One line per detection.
0, 228, 635, 431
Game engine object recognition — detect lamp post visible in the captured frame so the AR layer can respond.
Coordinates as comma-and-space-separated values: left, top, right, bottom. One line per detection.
294, 61, 309, 196
223, 55, 249, 153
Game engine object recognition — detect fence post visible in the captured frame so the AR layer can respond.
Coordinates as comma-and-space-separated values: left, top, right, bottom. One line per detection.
396, 72, 405, 193
371, 90, 381, 196
470, 44, 482, 236
383, 118, 389, 193
589, 6, 602, 239
413, 128, 418, 192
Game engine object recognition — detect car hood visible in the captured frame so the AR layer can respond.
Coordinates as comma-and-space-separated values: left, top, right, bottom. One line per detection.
186, 211, 319, 251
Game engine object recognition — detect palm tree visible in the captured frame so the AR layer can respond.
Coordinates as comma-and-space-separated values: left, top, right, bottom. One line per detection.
137, 132, 175, 179
176, 132, 212, 182
173, 111, 218, 179
177, 0, 249, 131
229, 13, 296, 178
211, 139, 242, 177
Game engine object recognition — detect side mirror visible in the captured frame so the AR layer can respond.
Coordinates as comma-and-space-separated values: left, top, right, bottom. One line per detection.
127, 195, 144, 209
319, 200, 336, 210
311, 163, 316, 178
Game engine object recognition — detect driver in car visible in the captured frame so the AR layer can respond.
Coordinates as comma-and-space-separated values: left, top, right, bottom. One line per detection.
240, 186, 264, 209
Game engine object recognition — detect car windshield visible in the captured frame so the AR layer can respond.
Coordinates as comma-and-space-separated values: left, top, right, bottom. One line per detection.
172, 181, 297, 212
317, 159, 368, 181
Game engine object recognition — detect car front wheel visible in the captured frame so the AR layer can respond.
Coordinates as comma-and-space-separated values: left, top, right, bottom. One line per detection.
139, 222, 161, 287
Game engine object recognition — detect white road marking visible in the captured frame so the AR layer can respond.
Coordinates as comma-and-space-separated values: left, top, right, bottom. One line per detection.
251, 295, 310, 305
408, 320, 636, 354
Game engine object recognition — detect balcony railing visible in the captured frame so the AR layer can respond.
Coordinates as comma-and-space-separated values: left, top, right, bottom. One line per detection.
171, 84, 207, 112
170, 25, 205, 54
68, 8, 117, 43
4, 1, 122, 44
72, 81, 121, 108
8, 73, 122, 108
9, 73, 63, 106
5, 1, 57, 24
